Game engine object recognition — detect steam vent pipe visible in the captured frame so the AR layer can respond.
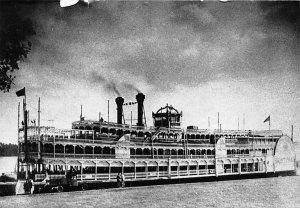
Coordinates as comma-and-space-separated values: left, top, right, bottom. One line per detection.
115, 97, 124, 124
136, 93, 145, 126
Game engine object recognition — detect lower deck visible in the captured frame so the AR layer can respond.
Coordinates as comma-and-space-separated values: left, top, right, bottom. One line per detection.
21, 155, 273, 183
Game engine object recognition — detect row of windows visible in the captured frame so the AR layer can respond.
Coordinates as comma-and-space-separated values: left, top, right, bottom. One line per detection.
21, 143, 271, 156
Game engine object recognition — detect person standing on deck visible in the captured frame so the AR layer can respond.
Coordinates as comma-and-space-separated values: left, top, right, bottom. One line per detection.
29, 179, 34, 194
116, 173, 121, 188
121, 173, 125, 188
23, 180, 29, 194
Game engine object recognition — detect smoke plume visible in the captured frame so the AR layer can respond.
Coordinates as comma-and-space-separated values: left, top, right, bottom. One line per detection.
91, 72, 121, 96
123, 83, 141, 93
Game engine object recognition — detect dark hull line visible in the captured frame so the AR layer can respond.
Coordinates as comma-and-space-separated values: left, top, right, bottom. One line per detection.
107, 170, 297, 188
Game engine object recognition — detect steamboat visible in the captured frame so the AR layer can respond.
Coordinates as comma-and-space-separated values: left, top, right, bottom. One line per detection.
16, 93, 296, 193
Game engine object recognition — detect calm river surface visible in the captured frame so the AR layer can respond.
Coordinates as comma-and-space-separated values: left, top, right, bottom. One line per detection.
0, 176, 299, 208
0, 157, 17, 175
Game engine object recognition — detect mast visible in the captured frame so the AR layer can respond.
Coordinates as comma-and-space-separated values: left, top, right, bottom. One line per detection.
217, 112, 219, 131
38, 97, 41, 172
17, 102, 20, 178
184, 130, 187, 159
23, 97, 28, 179
130, 111, 132, 128
108, 100, 110, 123
15, 88, 27, 179
291, 125, 294, 142
80, 104, 82, 121
99, 111, 101, 129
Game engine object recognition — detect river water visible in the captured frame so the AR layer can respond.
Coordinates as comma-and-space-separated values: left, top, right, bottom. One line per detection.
0, 176, 299, 208
0, 157, 17, 175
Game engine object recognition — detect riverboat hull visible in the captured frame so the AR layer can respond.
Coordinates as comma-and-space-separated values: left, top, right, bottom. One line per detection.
14, 93, 297, 195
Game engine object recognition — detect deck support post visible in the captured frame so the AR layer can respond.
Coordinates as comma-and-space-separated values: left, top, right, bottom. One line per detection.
215, 159, 218, 177
95, 161, 97, 180
238, 157, 241, 175
54, 139, 55, 158
134, 163, 136, 179
168, 157, 171, 179
108, 163, 111, 181
81, 162, 83, 181
146, 163, 148, 178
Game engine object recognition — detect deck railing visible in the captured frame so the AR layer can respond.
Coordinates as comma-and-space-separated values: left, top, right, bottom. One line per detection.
33, 165, 266, 182
36, 153, 216, 159
22, 152, 263, 160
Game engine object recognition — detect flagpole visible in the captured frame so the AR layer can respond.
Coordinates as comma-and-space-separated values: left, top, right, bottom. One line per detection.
23, 98, 28, 180
130, 111, 132, 128
17, 102, 20, 179
15, 87, 27, 179
38, 97, 41, 172
99, 112, 101, 132
108, 100, 110, 123
268, 116, 271, 140
291, 125, 294, 142
217, 112, 219, 131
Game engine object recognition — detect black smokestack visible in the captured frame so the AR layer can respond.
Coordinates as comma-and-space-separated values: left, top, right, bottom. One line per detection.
136, 93, 145, 127
115, 97, 124, 124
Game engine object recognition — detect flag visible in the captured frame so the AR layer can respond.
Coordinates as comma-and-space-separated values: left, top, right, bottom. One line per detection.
264, 115, 270, 123
16, 87, 25, 97
60, 0, 79, 7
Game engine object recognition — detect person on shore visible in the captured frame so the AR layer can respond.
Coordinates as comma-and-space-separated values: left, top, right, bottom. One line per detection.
116, 173, 121, 188
121, 173, 125, 188
29, 179, 34, 194
23, 180, 29, 194
28, 179, 33, 195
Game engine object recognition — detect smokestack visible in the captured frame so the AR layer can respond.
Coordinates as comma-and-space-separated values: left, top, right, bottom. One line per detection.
136, 93, 145, 127
115, 97, 124, 124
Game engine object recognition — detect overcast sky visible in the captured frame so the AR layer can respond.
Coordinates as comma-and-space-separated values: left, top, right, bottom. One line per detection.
0, 1, 299, 144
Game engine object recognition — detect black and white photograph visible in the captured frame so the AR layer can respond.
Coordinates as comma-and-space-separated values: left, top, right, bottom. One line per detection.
0, 0, 299, 207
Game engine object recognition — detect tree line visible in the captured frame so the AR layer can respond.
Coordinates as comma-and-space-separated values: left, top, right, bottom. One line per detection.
0, 143, 18, 156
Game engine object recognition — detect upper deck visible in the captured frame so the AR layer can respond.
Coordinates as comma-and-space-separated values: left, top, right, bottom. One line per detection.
17, 93, 285, 162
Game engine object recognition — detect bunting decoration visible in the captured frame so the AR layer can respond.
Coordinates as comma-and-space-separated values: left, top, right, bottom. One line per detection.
123, 102, 137, 106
